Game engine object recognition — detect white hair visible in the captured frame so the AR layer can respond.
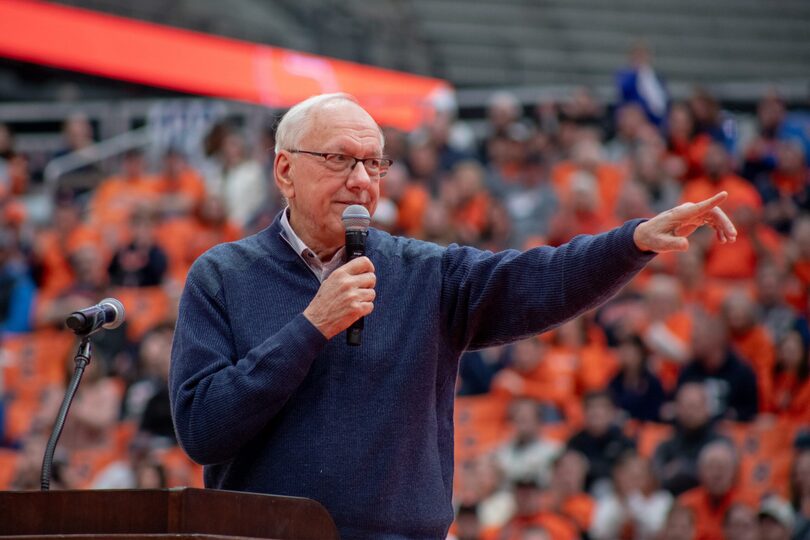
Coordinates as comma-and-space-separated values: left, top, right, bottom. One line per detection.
274, 93, 384, 153
698, 439, 738, 469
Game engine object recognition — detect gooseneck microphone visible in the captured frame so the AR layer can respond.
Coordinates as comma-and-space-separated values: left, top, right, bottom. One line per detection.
342, 205, 371, 346
65, 298, 126, 336
43, 297, 126, 490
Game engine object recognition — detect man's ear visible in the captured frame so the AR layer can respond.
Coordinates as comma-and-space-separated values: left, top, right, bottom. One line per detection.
274, 151, 295, 200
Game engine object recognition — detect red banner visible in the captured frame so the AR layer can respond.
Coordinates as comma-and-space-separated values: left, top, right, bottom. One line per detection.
0, 0, 452, 130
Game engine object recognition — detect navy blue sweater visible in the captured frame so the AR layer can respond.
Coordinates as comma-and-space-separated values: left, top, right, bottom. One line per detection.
169, 216, 653, 539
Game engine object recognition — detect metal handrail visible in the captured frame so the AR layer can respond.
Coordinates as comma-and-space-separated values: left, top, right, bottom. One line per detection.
43, 125, 153, 197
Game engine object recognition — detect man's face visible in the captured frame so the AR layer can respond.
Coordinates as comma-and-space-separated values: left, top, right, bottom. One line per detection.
276, 102, 382, 251
703, 143, 727, 178
724, 505, 758, 540
699, 445, 736, 497
676, 384, 709, 430
584, 398, 614, 436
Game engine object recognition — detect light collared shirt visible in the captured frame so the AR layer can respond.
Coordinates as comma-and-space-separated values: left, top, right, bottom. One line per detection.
279, 208, 345, 283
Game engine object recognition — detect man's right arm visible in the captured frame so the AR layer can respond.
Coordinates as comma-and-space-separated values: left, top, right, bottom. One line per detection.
169, 259, 327, 465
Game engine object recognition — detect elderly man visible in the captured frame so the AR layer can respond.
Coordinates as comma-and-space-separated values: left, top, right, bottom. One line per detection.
678, 441, 758, 540
169, 93, 736, 540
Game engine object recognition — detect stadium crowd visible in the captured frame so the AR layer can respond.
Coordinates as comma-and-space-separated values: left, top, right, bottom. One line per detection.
1, 74, 809, 540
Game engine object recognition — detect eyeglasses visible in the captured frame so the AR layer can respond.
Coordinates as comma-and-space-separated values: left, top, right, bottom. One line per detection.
287, 149, 393, 178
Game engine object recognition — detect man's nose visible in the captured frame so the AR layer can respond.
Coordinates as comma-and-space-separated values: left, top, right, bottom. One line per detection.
346, 160, 372, 189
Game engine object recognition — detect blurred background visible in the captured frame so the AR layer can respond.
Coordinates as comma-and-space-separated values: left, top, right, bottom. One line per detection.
0, 1, 809, 539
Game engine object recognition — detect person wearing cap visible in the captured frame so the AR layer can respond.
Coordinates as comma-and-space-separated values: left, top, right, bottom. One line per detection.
758, 495, 796, 540
169, 93, 736, 540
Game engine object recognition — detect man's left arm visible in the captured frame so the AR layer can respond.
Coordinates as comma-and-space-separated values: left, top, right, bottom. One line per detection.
441, 192, 736, 350
441, 220, 653, 350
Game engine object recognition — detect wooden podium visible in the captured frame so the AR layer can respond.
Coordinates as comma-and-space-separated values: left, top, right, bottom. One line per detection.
0, 488, 340, 539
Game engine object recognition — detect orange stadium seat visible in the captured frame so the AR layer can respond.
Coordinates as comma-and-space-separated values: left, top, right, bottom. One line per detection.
721, 419, 799, 498
4, 399, 38, 442
0, 449, 19, 490
1, 330, 74, 400
158, 445, 204, 488
454, 394, 511, 462
69, 446, 124, 489
635, 422, 675, 458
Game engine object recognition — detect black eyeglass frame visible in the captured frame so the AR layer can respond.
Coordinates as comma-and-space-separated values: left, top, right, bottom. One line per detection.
286, 149, 393, 177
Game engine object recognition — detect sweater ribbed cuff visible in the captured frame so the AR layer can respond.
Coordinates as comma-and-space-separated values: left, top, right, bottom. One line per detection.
254, 313, 329, 382
623, 218, 658, 258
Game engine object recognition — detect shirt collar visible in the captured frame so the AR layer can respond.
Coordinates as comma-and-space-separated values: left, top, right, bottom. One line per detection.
279, 207, 345, 282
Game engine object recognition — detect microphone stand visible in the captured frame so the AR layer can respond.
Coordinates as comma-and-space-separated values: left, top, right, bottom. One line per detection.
40, 336, 92, 491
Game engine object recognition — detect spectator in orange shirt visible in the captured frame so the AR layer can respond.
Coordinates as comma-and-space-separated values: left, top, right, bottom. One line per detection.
677, 440, 759, 540
705, 201, 783, 282
89, 148, 157, 241
448, 161, 498, 245
770, 328, 810, 423
674, 248, 733, 314
537, 450, 600, 537
554, 316, 616, 396
682, 141, 782, 281
548, 170, 620, 245
681, 141, 761, 213
378, 163, 428, 237
665, 102, 712, 182
498, 478, 578, 540
156, 193, 242, 284
551, 139, 625, 220
34, 242, 111, 330
491, 337, 576, 419
152, 148, 206, 220
721, 290, 776, 411
31, 192, 100, 297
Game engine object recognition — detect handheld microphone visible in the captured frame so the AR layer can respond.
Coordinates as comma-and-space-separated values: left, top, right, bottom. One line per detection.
342, 205, 371, 346
65, 298, 126, 336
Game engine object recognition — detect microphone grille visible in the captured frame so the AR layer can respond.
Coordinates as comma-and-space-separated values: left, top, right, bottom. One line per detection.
342, 205, 371, 232
100, 298, 126, 329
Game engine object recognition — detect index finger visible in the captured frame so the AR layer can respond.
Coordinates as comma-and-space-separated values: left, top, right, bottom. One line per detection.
684, 191, 728, 216
343, 256, 375, 274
